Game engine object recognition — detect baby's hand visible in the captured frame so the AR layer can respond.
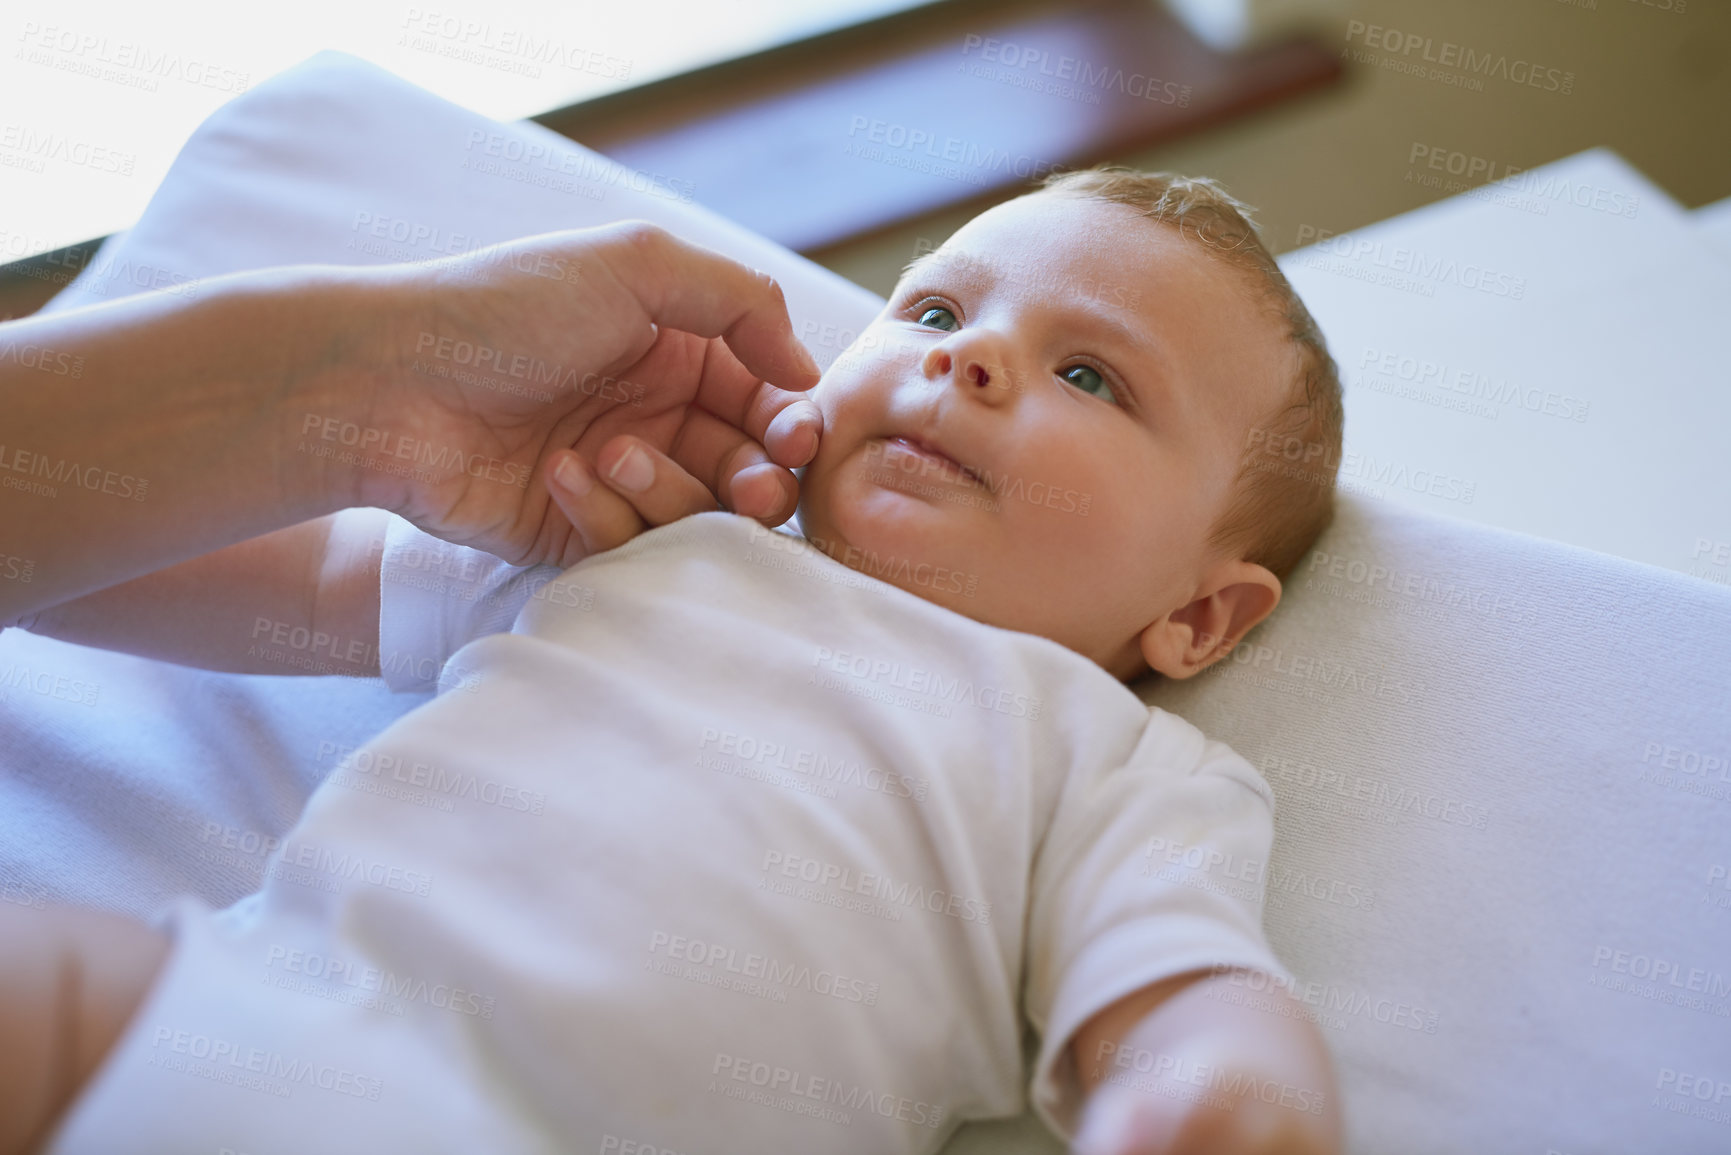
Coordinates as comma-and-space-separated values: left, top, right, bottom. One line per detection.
1068, 970, 1341, 1155
1073, 1076, 1332, 1155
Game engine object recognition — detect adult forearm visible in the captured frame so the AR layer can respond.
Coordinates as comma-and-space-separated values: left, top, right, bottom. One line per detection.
0, 266, 372, 625
22, 516, 389, 676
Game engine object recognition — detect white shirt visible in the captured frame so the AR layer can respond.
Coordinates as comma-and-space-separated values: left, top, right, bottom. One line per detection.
50, 512, 1291, 1155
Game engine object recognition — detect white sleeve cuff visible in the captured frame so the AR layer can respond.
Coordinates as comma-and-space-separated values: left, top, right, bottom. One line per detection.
375, 515, 556, 693
1022, 714, 1297, 1143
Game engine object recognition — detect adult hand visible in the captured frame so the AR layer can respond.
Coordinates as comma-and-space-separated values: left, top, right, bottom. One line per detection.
0, 219, 822, 625
344, 220, 823, 568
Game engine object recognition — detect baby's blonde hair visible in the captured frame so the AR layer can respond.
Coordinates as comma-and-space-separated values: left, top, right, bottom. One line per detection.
1036, 166, 1345, 583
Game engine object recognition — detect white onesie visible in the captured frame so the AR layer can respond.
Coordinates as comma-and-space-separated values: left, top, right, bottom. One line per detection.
48, 511, 1293, 1155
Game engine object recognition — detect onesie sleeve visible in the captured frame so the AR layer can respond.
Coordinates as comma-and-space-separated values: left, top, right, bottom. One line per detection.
375, 513, 561, 693
1022, 706, 1298, 1143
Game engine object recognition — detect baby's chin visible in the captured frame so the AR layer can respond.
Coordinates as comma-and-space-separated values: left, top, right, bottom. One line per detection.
796, 486, 998, 612
797, 485, 1147, 680
803, 475, 959, 556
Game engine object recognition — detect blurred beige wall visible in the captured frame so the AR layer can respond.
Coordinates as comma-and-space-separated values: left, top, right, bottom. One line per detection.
818, 0, 1731, 297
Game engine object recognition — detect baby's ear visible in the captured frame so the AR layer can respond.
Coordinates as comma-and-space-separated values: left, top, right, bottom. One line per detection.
1139, 561, 1281, 680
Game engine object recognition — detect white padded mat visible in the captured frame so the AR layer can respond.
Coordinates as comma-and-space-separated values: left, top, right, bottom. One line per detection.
1696, 194, 1731, 264
1277, 148, 1731, 583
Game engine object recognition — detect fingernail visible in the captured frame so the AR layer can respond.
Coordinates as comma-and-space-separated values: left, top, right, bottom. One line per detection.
554, 454, 591, 496
609, 444, 654, 492
796, 419, 821, 465
756, 480, 788, 521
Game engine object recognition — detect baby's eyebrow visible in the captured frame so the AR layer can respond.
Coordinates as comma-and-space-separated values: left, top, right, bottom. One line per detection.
897, 248, 978, 290
1054, 303, 1173, 409
898, 249, 944, 283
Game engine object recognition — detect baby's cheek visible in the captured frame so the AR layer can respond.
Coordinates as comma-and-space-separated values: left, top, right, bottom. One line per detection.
834, 328, 919, 383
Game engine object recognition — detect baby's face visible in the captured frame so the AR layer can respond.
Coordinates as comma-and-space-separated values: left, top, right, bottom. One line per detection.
797, 193, 1290, 681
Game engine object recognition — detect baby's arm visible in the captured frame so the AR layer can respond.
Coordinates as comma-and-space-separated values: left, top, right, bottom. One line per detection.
18, 432, 752, 676
20, 511, 389, 677
0, 903, 169, 1155
1069, 968, 1341, 1155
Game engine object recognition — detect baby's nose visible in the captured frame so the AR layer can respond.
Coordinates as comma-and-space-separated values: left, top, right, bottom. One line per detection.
958, 353, 1026, 398
923, 343, 1021, 398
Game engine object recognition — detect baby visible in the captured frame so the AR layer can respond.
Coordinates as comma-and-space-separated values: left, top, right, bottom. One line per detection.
6, 168, 1346, 1155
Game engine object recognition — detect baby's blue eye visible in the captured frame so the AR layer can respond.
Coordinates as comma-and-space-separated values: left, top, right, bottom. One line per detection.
1062, 364, 1114, 404
917, 306, 958, 331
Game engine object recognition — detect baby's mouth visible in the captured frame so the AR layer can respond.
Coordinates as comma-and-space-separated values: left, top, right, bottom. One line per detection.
881, 436, 983, 487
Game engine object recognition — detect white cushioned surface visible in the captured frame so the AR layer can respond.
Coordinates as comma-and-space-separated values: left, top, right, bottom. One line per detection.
1144, 502, 1731, 1155
5, 51, 1729, 1154
1274, 148, 1731, 581
1697, 193, 1731, 264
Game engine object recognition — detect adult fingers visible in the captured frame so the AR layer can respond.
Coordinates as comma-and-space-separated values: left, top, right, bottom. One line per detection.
596, 435, 789, 523
545, 452, 647, 565
681, 331, 823, 473
657, 406, 804, 526
595, 222, 823, 397
697, 339, 825, 474
736, 380, 823, 473
545, 439, 760, 564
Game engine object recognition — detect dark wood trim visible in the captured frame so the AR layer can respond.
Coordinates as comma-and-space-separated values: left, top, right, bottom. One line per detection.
531, 0, 1060, 144
564, 0, 1343, 253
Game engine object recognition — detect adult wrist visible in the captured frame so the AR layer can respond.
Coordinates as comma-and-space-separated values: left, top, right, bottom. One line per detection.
0, 264, 387, 623
252, 264, 407, 516
284, 261, 502, 518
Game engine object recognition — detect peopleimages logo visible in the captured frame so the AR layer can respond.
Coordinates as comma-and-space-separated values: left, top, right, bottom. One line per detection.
0, 123, 135, 175
146, 1028, 382, 1099
647, 929, 881, 1006
296, 413, 531, 490
0, 442, 148, 501
760, 850, 992, 924
0, 340, 84, 378
15, 22, 251, 93
844, 116, 1063, 183
959, 34, 1192, 106
399, 8, 633, 80
810, 645, 1042, 720
1342, 20, 1574, 94
1405, 144, 1640, 219
1294, 225, 1527, 300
